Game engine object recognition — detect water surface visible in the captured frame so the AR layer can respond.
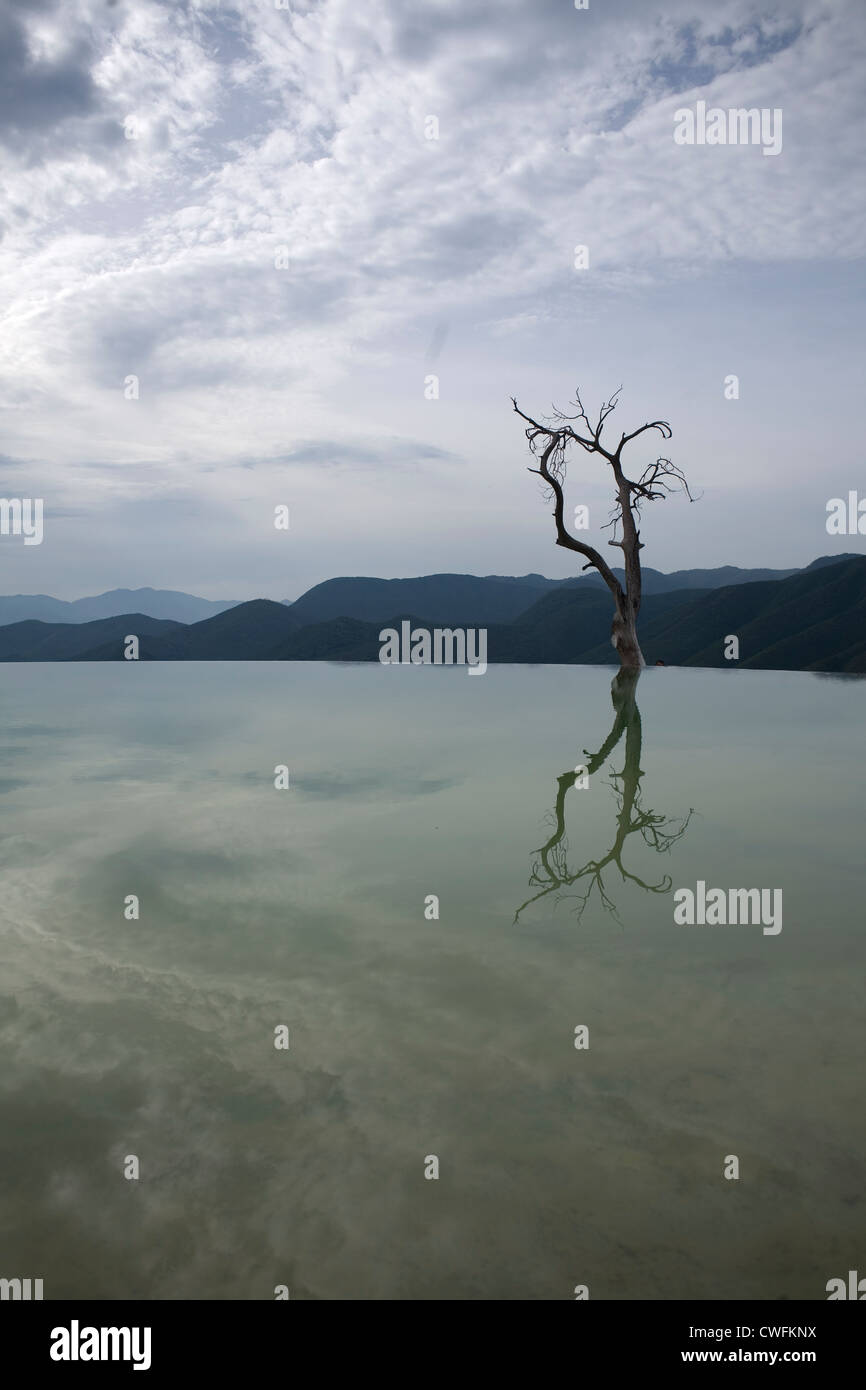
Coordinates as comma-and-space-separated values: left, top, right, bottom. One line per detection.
0, 662, 863, 1299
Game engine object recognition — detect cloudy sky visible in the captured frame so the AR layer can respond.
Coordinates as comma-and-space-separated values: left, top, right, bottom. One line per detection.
0, 0, 863, 601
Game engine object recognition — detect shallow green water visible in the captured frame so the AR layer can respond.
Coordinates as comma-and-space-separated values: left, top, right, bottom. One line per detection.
0, 662, 863, 1299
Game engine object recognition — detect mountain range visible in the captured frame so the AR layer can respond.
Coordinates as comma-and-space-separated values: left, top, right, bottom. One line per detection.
0, 586, 241, 627
0, 556, 854, 629
0, 554, 863, 672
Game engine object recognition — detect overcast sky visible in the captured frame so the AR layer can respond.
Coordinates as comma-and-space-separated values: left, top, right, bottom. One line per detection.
0, 0, 863, 600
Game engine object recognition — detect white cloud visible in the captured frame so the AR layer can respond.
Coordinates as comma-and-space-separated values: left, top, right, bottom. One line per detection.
0, 0, 863, 593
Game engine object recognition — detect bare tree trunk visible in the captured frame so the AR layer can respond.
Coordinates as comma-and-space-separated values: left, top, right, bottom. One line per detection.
512, 389, 692, 674
611, 590, 645, 669
611, 471, 646, 668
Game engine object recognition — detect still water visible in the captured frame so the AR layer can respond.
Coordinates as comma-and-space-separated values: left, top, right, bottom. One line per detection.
0, 662, 863, 1299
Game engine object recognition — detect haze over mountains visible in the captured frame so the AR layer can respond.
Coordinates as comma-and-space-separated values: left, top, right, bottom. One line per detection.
0, 588, 240, 627
0, 556, 856, 629
0, 555, 863, 673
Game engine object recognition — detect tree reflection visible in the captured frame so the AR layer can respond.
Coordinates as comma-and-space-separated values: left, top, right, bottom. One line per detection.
514, 670, 694, 923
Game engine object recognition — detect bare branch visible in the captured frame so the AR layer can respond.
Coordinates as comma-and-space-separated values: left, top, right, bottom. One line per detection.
627, 457, 699, 517
511, 397, 622, 596
512, 386, 696, 670
616, 419, 672, 456
596, 386, 623, 438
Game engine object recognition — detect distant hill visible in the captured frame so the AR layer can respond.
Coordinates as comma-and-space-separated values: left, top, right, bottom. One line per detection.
281, 560, 853, 627
561, 562, 803, 596
0, 613, 185, 661
283, 573, 556, 626
80, 600, 301, 661
2, 557, 859, 629
601, 554, 866, 673
275, 590, 701, 666
488, 587, 702, 664
193, 555, 866, 671
1, 555, 864, 673
0, 587, 240, 627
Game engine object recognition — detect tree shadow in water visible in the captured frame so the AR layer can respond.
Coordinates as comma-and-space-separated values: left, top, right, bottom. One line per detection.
514, 670, 694, 924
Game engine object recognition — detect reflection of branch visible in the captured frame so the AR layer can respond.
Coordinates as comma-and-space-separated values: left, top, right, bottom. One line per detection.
514, 670, 694, 924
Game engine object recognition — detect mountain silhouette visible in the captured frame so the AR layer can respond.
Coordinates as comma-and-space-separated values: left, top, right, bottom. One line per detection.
0, 555, 863, 672
3, 555, 859, 629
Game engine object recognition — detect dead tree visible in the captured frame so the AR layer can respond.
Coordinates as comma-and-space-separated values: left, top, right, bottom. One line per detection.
512, 387, 694, 669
